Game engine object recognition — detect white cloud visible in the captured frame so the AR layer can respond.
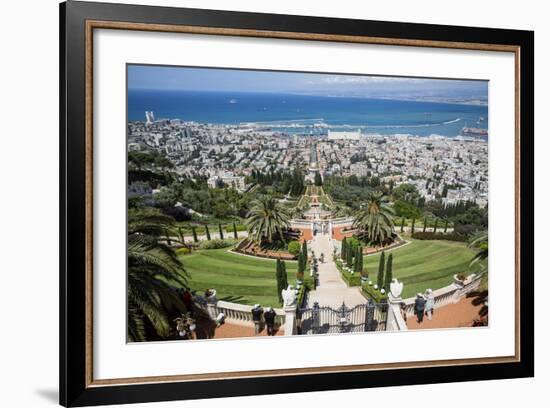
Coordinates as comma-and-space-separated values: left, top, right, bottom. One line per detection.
319, 75, 427, 85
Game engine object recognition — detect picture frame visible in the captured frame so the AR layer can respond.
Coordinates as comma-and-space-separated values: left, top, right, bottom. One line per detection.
60, 1, 534, 406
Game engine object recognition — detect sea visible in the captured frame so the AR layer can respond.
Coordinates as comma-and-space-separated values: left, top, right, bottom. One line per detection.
128, 90, 488, 138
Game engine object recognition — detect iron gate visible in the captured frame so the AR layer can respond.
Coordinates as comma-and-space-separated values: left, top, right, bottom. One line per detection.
298, 301, 388, 335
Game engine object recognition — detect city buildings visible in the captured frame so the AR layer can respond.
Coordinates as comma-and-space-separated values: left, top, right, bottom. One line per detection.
128, 116, 487, 207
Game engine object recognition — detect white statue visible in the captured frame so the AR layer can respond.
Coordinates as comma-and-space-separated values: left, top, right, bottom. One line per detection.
390, 278, 404, 299
281, 285, 297, 307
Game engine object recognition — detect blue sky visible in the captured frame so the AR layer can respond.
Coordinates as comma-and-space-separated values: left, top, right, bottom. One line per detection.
128, 65, 488, 101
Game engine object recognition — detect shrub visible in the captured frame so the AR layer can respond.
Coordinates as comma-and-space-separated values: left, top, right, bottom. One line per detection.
287, 241, 301, 256
198, 239, 235, 250
176, 247, 191, 255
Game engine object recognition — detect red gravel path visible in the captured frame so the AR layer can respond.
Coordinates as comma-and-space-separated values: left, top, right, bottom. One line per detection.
213, 322, 284, 339
332, 227, 354, 241
298, 228, 313, 243
406, 297, 484, 330
193, 316, 284, 339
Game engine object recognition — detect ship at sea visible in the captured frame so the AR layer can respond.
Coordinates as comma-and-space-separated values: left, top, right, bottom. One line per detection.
460, 125, 488, 137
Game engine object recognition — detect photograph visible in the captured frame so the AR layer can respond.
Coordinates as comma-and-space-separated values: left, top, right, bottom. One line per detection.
54, 1, 535, 405
126, 65, 489, 342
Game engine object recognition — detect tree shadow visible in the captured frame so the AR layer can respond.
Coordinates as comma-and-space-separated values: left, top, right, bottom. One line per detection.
219, 295, 246, 303
193, 315, 217, 339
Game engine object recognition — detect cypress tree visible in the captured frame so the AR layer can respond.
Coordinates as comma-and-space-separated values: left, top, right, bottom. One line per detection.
192, 226, 198, 243
400, 217, 405, 233
423, 217, 427, 233
377, 251, 386, 288
355, 246, 364, 273
359, 247, 364, 274
233, 221, 238, 239
384, 253, 393, 290
297, 253, 305, 281
411, 218, 415, 234
433, 219, 438, 233
276, 259, 284, 304
218, 223, 224, 240
302, 241, 308, 262
444, 219, 448, 233
205, 224, 211, 240
341, 237, 347, 261
346, 243, 354, 268
298, 252, 305, 274
281, 260, 288, 289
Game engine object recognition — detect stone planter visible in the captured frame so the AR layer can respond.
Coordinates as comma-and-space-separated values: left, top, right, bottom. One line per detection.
205, 289, 218, 304
453, 275, 466, 287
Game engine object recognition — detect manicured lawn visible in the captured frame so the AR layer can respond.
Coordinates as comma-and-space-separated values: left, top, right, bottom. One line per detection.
363, 240, 481, 299
179, 248, 305, 307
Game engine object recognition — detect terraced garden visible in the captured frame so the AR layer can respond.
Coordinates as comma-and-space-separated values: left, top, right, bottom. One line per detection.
363, 239, 482, 298
179, 248, 309, 307
178, 239, 481, 307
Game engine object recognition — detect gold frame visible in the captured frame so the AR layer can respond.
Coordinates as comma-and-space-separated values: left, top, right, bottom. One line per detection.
84, 20, 521, 388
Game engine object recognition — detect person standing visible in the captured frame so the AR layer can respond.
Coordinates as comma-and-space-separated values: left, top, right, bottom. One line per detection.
251, 304, 264, 335
263, 307, 276, 336
424, 288, 435, 321
414, 293, 426, 323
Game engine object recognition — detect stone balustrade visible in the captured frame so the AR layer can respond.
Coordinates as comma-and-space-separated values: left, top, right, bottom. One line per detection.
290, 219, 312, 227
386, 303, 409, 331
206, 299, 285, 326
331, 217, 355, 226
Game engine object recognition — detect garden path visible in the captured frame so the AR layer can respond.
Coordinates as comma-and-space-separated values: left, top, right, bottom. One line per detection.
306, 233, 366, 308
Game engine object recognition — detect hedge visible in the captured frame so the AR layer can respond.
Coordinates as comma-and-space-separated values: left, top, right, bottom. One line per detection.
335, 257, 362, 286
362, 284, 388, 303
411, 231, 468, 242
198, 239, 236, 250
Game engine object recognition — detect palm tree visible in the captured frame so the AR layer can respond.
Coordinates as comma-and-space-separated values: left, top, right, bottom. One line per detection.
245, 196, 290, 245
290, 206, 304, 220
127, 209, 189, 342
128, 235, 189, 341
467, 231, 489, 325
469, 231, 488, 271
353, 192, 395, 246
128, 208, 177, 238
